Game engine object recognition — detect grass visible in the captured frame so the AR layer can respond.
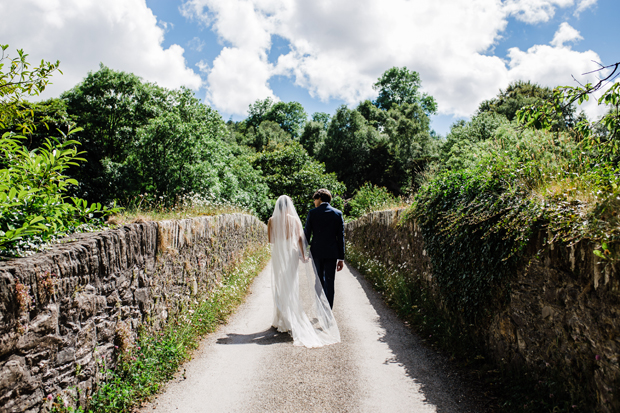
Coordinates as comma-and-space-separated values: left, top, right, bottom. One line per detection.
48, 244, 270, 413
107, 193, 254, 226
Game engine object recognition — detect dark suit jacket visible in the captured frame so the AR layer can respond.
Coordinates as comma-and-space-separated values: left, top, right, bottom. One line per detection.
304, 203, 345, 260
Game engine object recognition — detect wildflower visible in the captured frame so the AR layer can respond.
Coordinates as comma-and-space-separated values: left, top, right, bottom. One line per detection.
47, 394, 53, 401
595, 355, 601, 361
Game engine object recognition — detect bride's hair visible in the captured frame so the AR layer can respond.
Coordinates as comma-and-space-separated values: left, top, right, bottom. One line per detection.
278, 196, 288, 211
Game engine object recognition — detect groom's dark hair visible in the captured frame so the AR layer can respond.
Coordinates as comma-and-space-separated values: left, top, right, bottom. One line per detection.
313, 188, 332, 203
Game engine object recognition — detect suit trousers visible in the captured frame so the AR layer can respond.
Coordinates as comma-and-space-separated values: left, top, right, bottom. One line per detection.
313, 257, 337, 308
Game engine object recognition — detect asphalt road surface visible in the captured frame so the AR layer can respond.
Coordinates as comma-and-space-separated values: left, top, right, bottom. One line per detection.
139, 261, 488, 413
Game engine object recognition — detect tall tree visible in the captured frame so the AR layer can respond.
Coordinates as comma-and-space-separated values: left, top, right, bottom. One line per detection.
373, 67, 437, 115
245, 98, 307, 139
267, 101, 307, 139
319, 106, 394, 195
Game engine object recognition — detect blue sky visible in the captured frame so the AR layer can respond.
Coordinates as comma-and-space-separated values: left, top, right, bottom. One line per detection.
1, 0, 618, 136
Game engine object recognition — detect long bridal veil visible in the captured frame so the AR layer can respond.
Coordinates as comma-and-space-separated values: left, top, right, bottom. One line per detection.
270, 195, 340, 348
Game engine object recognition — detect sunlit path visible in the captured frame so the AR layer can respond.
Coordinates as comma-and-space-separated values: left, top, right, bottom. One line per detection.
139, 261, 485, 413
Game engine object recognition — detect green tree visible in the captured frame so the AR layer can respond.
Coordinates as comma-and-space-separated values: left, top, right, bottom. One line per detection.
246, 97, 275, 131
319, 105, 395, 195
62, 65, 161, 201
252, 142, 345, 219
245, 98, 307, 139
246, 120, 291, 152
299, 120, 325, 157
478, 80, 577, 130
311, 112, 331, 130
267, 101, 307, 138
63, 65, 271, 214
357, 99, 439, 191
373, 67, 437, 115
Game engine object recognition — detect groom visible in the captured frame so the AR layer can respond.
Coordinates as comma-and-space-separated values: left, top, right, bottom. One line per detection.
304, 188, 345, 309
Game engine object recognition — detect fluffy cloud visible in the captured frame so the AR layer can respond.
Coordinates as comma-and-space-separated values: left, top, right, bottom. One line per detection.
0, 0, 202, 99
183, 0, 604, 120
503, 0, 575, 23
550, 22, 584, 47
575, 0, 598, 15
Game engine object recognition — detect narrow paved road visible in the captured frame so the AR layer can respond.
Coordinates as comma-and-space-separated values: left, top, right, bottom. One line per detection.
139, 262, 487, 413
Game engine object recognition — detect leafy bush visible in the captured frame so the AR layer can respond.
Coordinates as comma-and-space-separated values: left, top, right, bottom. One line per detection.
0, 131, 120, 257
347, 183, 403, 219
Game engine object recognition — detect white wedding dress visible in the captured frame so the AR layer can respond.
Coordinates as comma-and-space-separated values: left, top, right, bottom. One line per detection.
269, 195, 340, 348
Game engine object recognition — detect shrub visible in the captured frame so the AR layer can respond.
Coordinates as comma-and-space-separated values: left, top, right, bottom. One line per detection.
0, 131, 120, 257
347, 183, 402, 219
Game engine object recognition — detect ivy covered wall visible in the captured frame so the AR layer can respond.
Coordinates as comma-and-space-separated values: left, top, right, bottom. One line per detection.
345, 209, 619, 413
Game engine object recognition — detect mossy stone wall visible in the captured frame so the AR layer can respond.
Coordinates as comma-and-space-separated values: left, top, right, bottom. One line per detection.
0, 214, 266, 413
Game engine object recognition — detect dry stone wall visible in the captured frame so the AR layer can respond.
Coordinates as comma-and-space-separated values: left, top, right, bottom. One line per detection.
345, 209, 619, 413
0, 214, 266, 413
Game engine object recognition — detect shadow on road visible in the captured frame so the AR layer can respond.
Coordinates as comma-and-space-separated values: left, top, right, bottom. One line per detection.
345, 263, 492, 413
217, 327, 293, 345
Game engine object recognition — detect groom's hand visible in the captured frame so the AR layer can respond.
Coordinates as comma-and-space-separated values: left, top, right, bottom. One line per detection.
336, 260, 344, 272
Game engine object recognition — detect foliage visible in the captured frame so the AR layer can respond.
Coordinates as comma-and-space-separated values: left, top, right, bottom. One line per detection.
1, 98, 78, 150
252, 142, 346, 220
439, 111, 510, 170
0, 131, 120, 257
408, 120, 620, 321
477, 80, 577, 128
373, 66, 437, 115
245, 98, 307, 139
311, 112, 331, 130
299, 120, 325, 157
362, 99, 439, 186
246, 120, 291, 152
319, 105, 395, 195
61, 66, 270, 216
517, 63, 620, 163
346, 183, 403, 219
0, 44, 61, 133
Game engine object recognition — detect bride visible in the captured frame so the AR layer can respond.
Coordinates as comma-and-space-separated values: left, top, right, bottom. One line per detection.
267, 195, 340, 348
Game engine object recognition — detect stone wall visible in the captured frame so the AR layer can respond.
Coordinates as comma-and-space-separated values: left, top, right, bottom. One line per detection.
0, 214, 267, 413
345, 209, 619, 412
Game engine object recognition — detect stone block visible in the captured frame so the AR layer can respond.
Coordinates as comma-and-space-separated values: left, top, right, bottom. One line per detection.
57, 348, 75, 365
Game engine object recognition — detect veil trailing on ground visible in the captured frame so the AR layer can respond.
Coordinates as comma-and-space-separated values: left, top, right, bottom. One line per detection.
269, 195, 340, 348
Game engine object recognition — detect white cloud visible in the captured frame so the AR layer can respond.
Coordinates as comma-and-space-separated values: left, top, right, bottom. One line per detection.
0, 0, 202, 100
503, 0, 575, 24
550, 22, 583, 47
4, 0, 603, 122
183, 0, 604, 119
188, 36, 207, 52
205, 47, 277, 114
575, 0, 598, 15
